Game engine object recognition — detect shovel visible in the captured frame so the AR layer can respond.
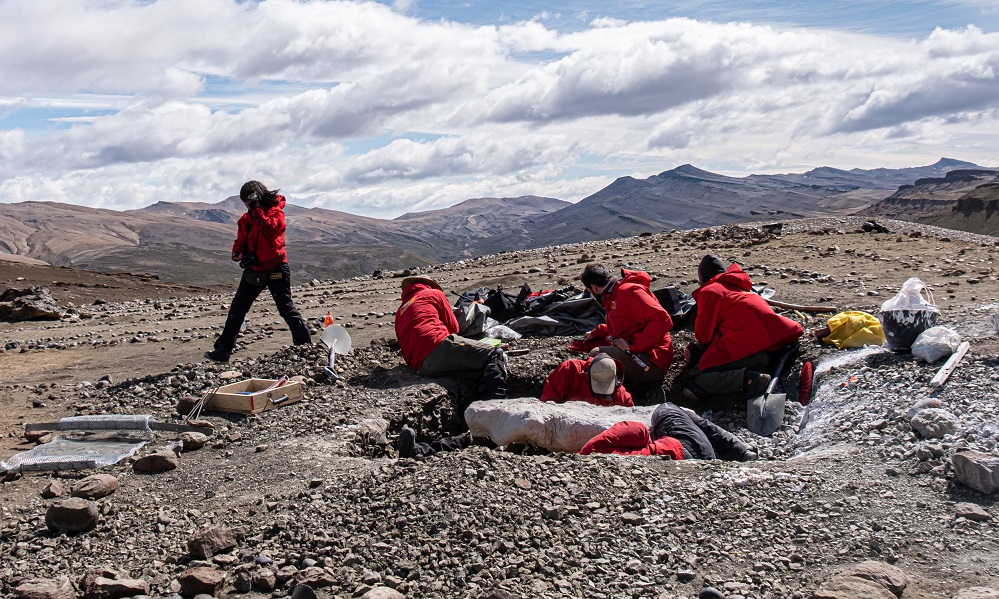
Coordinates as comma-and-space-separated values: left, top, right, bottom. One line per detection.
746, 344, 797, 437
319, 324, 352, 381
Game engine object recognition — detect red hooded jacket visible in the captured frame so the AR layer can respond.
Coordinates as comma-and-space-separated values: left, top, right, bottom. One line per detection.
232, 195, 289, 272
579, 421, 685, 459
692, 263, 803, 371
589, 269, 674, 372
394, 283, 459, 372
540, 357, 634, 407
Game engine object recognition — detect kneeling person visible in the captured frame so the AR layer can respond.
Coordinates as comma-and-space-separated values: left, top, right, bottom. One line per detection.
394, 276, 507, 399
541, 353, 634, 407
682, 254, 803, 406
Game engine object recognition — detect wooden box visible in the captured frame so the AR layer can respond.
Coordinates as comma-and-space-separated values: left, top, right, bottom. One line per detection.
202, 378, 304, 415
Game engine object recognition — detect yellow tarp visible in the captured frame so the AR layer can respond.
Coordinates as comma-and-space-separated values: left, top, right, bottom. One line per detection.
822, 311, 886, 349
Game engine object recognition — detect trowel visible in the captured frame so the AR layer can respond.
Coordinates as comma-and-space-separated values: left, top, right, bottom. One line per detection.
320, 324, 352, 381
746, 343, 797, 437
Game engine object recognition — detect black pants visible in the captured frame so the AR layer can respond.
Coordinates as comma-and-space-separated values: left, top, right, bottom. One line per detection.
214, 263, 312, 353
651, 403, 750, 460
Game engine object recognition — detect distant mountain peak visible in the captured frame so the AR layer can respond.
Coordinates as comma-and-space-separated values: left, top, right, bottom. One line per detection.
657, 164, 737, 182
932, 157, 979, 168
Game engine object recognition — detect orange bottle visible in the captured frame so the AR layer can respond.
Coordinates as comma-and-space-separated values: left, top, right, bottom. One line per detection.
323, 311, 334, 328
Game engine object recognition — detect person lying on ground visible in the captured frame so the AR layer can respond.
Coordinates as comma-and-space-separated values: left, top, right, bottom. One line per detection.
680, 254, 803, 407
568, 264, 673, 396
394, 276, 508, 400
397, 427, 497, 459
540, 353, 634, 407
579, 403, 758, 461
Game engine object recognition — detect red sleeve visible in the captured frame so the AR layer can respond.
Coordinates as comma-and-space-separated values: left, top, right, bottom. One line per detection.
232, 214, 249, 255
612, 385, 635, 407
541, 361, 574, 402
648, 436, 685, 460
434, 291, 459, 334
694, 287, 722, 346
590, 323, 609, 341
579, 422, 652, 455
627, 291, 673, 354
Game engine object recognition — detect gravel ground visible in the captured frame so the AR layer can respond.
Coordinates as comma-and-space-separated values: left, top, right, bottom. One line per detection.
1, 217, 998, 599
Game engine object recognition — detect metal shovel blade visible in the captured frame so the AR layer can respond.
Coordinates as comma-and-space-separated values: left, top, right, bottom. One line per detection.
746, 391, 786, 437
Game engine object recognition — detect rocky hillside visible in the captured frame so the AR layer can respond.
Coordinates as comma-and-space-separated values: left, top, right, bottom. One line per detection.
0, 159, 988, 286
1, 216, 997, 599
860, 169, 999, 237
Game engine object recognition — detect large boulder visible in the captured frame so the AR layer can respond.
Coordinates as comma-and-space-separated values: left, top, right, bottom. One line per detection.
910, 408, 959, 439
83, 576, 149, 599
45, 498, 99, 535
132, 450, 179, 473
71, 474, 119, 500
187, 526, 238, 559
952, 451, 999, 494
837, 561, 908, 595
14, 576, 76, 599
0, 287, 63, 322
177, 567, 224, 598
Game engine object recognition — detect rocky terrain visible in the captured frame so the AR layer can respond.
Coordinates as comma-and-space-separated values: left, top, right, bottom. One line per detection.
1, 216, 998, 599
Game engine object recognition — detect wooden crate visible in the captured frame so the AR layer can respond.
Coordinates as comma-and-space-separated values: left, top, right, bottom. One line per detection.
202, 378, 304, 415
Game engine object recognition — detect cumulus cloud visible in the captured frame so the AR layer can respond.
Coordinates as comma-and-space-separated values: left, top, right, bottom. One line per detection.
1, 0, 998, 216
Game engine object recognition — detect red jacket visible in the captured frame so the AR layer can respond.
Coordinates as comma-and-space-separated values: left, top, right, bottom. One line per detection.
692, 263, 803, 370
579, 421, 685, 459
540, 358, 634, 407
590, 270, 674, 372
394, 283, 459, 372
233, 195, 289, 272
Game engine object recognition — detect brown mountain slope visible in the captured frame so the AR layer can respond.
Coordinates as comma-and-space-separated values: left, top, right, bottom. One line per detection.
918, 184, 999, 235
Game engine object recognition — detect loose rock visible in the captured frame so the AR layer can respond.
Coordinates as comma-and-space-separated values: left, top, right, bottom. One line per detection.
45, 498, 98, 535
71, 474, 119, 500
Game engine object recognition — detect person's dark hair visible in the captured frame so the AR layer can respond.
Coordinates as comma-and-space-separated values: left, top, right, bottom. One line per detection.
240, 180, 281, 208
580, 263, 613, 289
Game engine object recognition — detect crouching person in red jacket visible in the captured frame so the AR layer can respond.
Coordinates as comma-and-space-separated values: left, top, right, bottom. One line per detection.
681, 255, 803, 407
394, 276, 507, 400
569, 264, 673, 401
541, 353, 634, 407
579, 403, 758, 461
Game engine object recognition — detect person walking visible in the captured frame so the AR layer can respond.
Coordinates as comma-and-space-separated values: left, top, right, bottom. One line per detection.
205, 180, 311, 362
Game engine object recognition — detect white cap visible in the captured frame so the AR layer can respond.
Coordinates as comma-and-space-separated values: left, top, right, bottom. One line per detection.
589, 354, 618, 396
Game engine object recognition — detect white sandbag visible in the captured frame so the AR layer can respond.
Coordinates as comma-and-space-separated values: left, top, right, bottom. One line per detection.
465, 398, 658, 453
911, 326, 961, 363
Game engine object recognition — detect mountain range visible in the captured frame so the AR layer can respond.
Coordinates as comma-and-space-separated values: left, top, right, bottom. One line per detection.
0, 158, 994, 285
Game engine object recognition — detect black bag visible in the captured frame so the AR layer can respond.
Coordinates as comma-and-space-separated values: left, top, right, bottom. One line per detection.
653, 285, 697, 330
243, 267, 277, 287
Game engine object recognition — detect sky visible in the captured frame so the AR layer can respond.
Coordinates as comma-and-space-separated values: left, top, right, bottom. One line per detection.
1, 0, 998, 218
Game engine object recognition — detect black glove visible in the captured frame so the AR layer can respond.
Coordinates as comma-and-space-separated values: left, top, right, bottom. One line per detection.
231, 251, 241, 262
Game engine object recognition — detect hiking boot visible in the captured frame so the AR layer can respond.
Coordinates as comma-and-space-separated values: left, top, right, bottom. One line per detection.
742, 371, 771, 399
398, 426, 417, 459
204, 348, 231, 363
681, 380, 708, 403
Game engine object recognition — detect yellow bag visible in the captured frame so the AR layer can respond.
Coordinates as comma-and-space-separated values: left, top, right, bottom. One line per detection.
822, 311, 886, 349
